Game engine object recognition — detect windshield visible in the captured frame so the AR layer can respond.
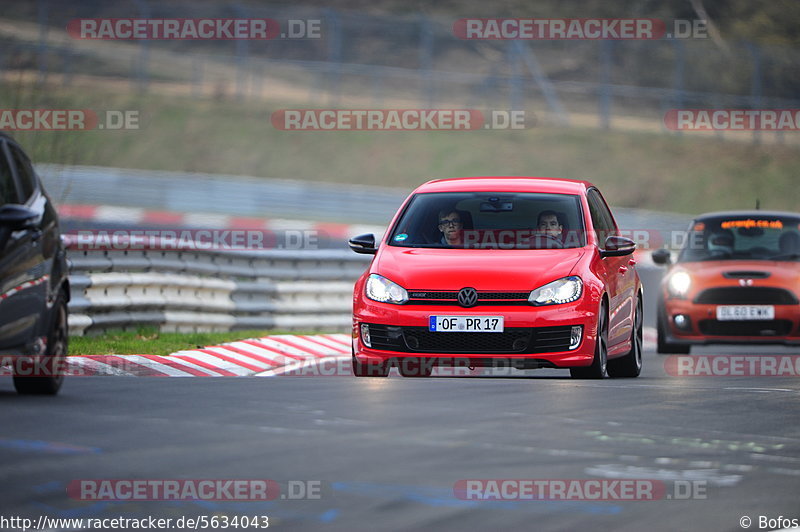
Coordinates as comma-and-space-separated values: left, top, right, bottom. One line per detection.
388, 192, 586, 249
678, 214, 800, 262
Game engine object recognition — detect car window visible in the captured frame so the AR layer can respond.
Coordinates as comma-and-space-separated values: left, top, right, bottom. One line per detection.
8, 144, 36, 202
388, 191, 586, 249
587, 189, 615, 245
0, 141, 17, 205
678, 214, 800, 262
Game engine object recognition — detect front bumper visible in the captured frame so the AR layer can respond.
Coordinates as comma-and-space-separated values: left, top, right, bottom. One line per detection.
352, 300, 598, 368
661, 299, 800, 346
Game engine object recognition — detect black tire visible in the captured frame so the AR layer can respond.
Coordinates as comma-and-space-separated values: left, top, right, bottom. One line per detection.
570, 302, 608, 379
398, 357, 433, 378
607, 295, 643, 378
14, 290, 68, 395
352, 354, 389, 377
656, 311, 691, 355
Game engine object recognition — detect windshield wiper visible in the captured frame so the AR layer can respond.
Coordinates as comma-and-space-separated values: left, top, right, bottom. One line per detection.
767, 253, 800, 261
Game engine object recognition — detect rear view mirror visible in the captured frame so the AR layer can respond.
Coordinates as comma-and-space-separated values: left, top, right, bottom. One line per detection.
600, 236, 636, 258
349, 233, 377, 255
0, 204, 37, 230
651, 248, 672, 265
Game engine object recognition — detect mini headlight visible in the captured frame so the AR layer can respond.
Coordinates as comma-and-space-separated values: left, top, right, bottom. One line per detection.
667, 271, 691, 298
366, 274, 408, 304
528, 276, 583, 306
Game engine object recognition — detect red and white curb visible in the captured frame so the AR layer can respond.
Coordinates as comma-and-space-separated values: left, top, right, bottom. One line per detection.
58, 204, 384, 241
60, 328, 657, 377
65, 334, 351, 377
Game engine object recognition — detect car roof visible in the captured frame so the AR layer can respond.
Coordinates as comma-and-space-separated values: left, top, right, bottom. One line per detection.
412, 177, 594, 195
694, 210, 800, 220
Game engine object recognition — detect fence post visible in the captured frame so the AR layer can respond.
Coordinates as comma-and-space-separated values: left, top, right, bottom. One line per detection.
132, 0, 151, 93
598, 39, 613, 129
507, 41, 523, 112
746, 42, 763, 145
232, 3, 251, 100
36, 0, 49, 85
324, 8, 342, 106
418, 14, 434, 107
670, 39, 685, 136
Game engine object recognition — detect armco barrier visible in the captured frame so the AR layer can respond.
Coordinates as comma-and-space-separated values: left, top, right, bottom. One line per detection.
64, 235, 371, 336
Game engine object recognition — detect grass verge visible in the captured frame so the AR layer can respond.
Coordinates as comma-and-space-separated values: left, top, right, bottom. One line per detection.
68, 327, 333, 356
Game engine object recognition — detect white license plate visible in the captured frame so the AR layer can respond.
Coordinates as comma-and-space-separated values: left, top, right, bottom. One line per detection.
429, 316, 504, 333
716, 305, 775, 321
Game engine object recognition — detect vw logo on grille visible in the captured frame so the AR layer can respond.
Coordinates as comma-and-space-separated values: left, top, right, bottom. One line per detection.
457, 287, 478, 308
739, 279, 754, 287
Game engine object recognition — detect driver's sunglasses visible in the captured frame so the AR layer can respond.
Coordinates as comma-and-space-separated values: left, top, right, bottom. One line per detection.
439, 219, 462, 226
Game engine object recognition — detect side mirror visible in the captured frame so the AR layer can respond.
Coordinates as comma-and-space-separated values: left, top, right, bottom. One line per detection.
0, 204, 38, 230
600, 235, 636, 258
651, 248, 672, 265
348, 233, 377, 255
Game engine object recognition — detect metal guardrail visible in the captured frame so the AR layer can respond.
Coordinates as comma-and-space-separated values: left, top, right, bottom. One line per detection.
66, 236, 371, 336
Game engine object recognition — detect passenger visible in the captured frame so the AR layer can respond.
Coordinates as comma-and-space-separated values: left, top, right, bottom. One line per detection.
778, 231, 800, 256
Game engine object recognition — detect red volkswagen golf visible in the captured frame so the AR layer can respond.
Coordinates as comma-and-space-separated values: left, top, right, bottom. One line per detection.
349, 177, 642, 378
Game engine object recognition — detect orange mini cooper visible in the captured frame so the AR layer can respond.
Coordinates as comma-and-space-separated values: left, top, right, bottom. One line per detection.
653, 211, 800, 354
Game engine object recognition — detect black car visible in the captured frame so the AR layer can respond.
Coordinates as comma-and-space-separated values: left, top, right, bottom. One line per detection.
0, 133, 69, 394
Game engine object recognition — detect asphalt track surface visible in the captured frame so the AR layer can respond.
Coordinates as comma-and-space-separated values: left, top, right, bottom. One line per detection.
2, 342, 800, 532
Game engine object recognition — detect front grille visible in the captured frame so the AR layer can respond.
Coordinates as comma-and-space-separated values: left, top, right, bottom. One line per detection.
407, 290, 530, 306
722, 271, 771, 279
698, 319, 793, 336
694, 287, 798, 305
365, 324, 574, 354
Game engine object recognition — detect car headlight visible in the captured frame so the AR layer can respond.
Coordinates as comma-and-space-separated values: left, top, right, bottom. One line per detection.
528, 276, 583, 306
667, 271, 691, 298
366, 274, 408, 304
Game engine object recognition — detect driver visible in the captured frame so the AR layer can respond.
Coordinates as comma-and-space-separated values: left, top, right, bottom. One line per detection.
536, 210, 563, 240
707, 230, 734, 257
437, 209, 464, 246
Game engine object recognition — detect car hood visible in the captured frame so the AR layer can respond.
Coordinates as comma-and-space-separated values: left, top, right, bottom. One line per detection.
672, 260, 800, 286
374, 246, 586, 290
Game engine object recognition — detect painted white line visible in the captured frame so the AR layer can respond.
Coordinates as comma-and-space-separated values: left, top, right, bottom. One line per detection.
223, 341, 297, 366
585, 464, 743, 487
320, 333, 351, 347
123, 355, 199, 377
200, 346, 276, 370
170, 352, 254, 376
248, 337, 325, 360
67, 356, 135, 376
159, 356, 227, 377
183, 213, 232, 228
94, 205, 145, 223
298, 334, 351, 353
270, 335, 346, 356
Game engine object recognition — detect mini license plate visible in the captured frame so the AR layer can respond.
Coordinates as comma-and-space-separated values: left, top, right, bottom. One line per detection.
716, 305, 775, 321
429, 316, 504, 332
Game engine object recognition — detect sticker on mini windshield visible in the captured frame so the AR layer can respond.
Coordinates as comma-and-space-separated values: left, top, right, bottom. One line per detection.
394, 233, 409, 241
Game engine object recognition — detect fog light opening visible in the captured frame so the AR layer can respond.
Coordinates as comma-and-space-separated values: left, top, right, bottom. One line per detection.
569, 326, 583, 350
673, 314, 691, 331
360, 323, 371, 348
